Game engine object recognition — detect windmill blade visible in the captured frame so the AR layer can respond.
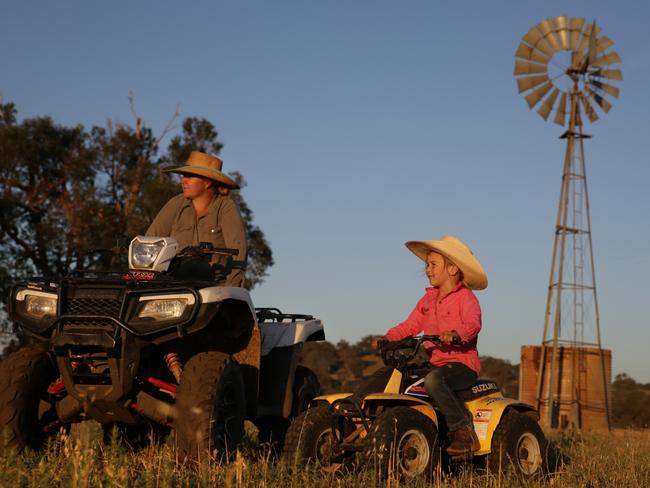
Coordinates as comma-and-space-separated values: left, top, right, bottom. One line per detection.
585, 85, 613, 113
568, 17, 585, 49
515, 42, 550, 64
525, 82, 553, 109
591, 51, 622, 67
576, 21, 601, 54
587, 21, 598, 66
552, 16, 570, 49
514, 60, 548, 75
554, 92, 568, 126
522, 25, 555, 57
579, 93, 599, 123
594, 68, 623, 81
516, 74, 549, 94
595, 35, 615, 54
590, 80, 620, 98
537, 88, 560, 120
538, 18, 562, 52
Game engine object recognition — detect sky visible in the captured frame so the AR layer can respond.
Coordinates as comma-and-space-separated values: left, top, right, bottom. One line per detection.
2, 1, 649, 382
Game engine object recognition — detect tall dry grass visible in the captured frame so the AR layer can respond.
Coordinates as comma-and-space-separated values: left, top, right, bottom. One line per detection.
0, 425, 647, 487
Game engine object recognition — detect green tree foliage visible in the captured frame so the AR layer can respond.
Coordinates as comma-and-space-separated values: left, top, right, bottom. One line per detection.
611, 373, 650, 428
0, 99, 273, 341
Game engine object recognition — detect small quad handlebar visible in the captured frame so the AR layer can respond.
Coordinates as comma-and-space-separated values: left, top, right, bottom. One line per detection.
379, 334, 461, 369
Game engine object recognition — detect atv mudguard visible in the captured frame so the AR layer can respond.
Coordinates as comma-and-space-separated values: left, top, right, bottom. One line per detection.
463, 393, 539, 455
314, 392, 440, 426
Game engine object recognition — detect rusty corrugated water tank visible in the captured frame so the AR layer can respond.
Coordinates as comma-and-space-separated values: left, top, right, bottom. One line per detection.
519, 345, 612, 431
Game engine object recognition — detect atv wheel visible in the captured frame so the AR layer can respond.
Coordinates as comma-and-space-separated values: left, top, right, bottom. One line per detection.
0, 343, 61, 452
365, 406, 440, 479
175, 352, 246, 461
257, 365, 321, 453
283, 405, 348, 472
488, 410, 549, 478
291, 366, 320, 417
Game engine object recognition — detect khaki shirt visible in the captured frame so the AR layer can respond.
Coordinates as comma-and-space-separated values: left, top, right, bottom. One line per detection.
146, 194, 247, 286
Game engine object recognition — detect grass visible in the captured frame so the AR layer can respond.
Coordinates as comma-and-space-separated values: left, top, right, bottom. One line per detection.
0, 424, 648, 487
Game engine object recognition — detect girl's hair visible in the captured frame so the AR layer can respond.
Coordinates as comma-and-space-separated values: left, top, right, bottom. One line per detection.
442, 255, 465, 282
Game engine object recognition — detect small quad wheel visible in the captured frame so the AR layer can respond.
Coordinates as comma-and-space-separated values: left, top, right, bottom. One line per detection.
0, 343, 62, 453
175, 352, 246, 461
283, 405, 348, 473
488, 409, 549, 478
365, 406, 440, 480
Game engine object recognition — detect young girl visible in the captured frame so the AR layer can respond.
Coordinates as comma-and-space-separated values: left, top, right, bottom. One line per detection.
375, 235, 487, 455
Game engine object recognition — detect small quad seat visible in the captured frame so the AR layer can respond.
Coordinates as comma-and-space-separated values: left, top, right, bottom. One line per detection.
455, 379, 501, 401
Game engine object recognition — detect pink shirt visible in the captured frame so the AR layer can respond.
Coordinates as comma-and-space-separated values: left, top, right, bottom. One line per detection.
384, 283, 482, 374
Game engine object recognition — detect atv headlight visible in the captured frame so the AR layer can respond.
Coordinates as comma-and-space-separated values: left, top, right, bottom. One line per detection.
128, 236, 179, 272
136, 294, 196, 320
16, 290, 58, 318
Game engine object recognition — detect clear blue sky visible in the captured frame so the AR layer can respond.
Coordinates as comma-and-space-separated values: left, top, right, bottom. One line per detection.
3, 1, 649, 381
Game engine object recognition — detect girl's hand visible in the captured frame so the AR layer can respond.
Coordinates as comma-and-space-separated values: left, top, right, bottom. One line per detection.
371, 336, 386, 351
440, 330, 461, 344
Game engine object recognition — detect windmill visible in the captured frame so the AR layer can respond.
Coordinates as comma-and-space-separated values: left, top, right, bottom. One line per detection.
513, 16, 622, 430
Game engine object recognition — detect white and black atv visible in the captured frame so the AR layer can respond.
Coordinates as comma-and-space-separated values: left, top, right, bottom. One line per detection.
0, 236, 324, 459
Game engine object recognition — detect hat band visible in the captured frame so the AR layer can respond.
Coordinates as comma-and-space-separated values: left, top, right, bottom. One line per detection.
178, 164, 227, 176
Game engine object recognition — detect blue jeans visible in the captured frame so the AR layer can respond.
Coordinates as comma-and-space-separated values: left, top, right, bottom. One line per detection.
423, 363, 477, 431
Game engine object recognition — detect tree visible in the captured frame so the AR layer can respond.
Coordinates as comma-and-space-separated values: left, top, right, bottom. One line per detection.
0, 99, 273, 347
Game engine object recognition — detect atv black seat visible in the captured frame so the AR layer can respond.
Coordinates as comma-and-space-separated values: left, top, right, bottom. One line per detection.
455, 380, 500, 401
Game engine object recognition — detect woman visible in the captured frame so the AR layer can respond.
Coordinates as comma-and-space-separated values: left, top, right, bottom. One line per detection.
146, 151, 247, 287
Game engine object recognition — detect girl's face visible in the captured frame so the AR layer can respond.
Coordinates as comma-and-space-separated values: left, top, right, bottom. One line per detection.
425, 252, 458, 288
181, 174, 213, 200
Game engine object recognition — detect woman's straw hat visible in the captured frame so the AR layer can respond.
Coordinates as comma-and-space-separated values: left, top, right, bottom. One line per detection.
405, 235, 488, 290
164, 151, 239, 189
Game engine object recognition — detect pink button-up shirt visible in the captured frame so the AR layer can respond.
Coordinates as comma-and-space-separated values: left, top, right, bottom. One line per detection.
384, 283, 482, 374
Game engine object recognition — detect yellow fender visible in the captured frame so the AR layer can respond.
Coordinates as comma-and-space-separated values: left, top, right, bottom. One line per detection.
464, 393, 539, 455
313, 392, 439, 426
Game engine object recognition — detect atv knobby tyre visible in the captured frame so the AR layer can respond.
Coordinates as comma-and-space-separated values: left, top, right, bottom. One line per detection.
257, 365, 321, 453
283, 405, 348, 472
488, 409, 550, 478
175, 352, 246, 461
365, 406, 441, 480
0, 343, 60, 452
291, 366, 320, 417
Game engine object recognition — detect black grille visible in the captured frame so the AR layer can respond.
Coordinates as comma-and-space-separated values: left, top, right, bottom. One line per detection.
64, 298, 122, 317
61, 318, 117, 331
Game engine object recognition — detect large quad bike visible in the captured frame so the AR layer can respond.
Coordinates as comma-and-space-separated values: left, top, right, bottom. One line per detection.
0, 236, 324, 459
284, 335, 555, 480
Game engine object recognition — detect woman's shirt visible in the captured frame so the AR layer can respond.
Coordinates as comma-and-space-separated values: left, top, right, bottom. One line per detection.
384, 282, 482, 374
146, 193, 247, 286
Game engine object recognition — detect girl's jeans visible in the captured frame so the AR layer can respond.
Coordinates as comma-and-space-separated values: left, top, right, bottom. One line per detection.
423, 362, 477, 431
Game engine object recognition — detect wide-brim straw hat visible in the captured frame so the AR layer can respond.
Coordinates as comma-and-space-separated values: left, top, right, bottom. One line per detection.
164, 151, 239, 189
405, 235, 488, 290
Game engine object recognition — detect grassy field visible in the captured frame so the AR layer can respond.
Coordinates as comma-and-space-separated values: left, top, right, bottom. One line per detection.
0, 425, 648, 487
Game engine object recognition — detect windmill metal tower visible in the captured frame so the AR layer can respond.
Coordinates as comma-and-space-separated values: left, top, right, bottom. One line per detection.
514, 17, 622, 430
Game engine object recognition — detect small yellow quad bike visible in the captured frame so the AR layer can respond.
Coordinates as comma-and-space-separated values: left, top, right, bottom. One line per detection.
283, 335, 554, 479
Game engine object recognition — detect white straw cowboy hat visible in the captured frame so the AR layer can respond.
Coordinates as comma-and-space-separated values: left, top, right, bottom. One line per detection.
164, 151, 239, 189
405, 235, 488, 290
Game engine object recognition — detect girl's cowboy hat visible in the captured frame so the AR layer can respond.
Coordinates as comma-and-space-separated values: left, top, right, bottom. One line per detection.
164, 151, 239, 189
405, 235, 488, 290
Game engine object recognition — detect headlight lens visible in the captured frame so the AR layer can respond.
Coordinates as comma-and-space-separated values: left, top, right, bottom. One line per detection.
24, 294, 57, 318
138, 298, 190, 320
131, 240, 164, 268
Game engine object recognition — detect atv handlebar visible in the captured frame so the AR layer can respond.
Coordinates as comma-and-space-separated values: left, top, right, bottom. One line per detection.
379, 334, 461, 368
